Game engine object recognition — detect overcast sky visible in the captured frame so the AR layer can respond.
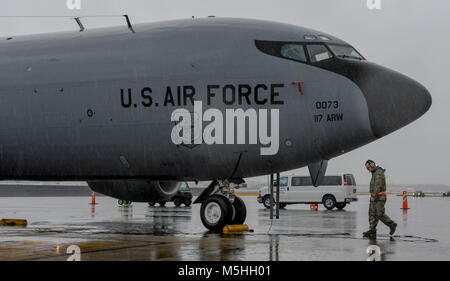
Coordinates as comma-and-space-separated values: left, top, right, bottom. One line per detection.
0, 0, 448, 186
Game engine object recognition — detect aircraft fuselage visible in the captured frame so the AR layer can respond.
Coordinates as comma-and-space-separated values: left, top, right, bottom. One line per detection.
0, 18, 431, 181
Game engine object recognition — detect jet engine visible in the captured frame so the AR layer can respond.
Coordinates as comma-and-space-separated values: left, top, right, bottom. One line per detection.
87, 180, 180, 202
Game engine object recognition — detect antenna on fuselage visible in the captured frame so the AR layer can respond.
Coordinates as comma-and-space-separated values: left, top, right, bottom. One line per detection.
123, 14, 135, 33
73, 14, 135, 33
74, 17, 85, 32
0, 14, 137, 34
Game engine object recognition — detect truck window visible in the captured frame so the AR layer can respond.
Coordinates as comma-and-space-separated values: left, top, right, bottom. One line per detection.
180, 182, 189, 190
291, 176, 342, 186
291, 176, 313, 186
321, 176, 342, 186
273, 177, 288, 187
344, 174, 356, 186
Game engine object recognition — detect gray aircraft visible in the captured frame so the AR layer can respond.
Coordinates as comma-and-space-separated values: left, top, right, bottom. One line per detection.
0, 17, 431, 231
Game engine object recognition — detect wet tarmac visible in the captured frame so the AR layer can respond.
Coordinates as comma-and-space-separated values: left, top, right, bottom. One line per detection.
0, 194, 448, 260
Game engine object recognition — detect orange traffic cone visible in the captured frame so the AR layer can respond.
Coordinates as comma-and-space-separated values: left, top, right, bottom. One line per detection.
90, 191, 97, 205
310, 204, 318, 211
401, 190, 409, 209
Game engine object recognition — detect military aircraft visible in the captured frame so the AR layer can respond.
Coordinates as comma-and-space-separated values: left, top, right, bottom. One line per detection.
0, 17, 431, 231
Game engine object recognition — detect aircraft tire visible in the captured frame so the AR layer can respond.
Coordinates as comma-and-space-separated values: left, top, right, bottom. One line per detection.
200, 195, 233, 232
148, 200, 156, 207
173, 198, 182, 207
336, 202, 347, 210
159, 201, 166, 207
230, 196, 247, 225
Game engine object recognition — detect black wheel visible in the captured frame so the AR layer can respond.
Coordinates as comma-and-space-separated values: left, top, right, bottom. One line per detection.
280, 203, 287, 209
230, 196, 247, 225
323, 195, 336, 210
262, 195, 272, 209
148, 200, 156, 207
336, 202, 347, 210
184, 200, 192, 207
159, 201, 166, 207
173, 198, 182, 207
200, 195, 233, 232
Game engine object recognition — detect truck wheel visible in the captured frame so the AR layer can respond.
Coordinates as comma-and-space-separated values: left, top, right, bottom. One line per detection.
159, 201, 166, 207
184, 200, 192, 207
336, 202, 347, 210
173, 198, 182, 207
200, 195, 233, 232
263, 195, 272, 209
323, 195, 336, 210
230, 196, 247, 225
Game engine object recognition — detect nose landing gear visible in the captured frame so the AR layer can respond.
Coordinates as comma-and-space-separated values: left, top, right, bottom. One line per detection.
200, 195, 234, 232
195, 180, 247, 232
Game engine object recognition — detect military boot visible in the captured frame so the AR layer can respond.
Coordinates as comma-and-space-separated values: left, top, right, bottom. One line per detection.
389, 222, 397, 236
363, 229, 376, 239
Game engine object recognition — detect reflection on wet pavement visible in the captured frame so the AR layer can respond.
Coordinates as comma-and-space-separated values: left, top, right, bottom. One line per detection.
0, 195, 447, 260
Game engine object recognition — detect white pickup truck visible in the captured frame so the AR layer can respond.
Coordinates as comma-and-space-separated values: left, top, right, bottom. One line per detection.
257, 174, 358, 210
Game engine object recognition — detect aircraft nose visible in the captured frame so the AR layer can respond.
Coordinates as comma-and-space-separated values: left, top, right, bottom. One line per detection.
313, 59, 432, 138
353, 62, 432, 138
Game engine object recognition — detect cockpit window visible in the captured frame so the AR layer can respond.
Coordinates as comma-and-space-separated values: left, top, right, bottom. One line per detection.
306, 44, 333, 62
280, 44, 307, 62
255, 40, 334, 64
304, 35, 317, 40
318, 35, 331, 41
327, 44, 365, 60
255, 41, 308, 63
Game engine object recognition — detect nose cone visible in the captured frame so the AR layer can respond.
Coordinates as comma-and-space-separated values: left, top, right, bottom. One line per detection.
313, 59, 432, 138
352, 62, 432, 138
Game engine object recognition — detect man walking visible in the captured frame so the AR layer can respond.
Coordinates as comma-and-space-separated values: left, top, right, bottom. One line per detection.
363, 160, 397, 239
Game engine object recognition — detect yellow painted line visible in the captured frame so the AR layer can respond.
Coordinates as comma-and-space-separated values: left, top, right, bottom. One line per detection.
0, 219, 27, 227
235, 193, 259, 196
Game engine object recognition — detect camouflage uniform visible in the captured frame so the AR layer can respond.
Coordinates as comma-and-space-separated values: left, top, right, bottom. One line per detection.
368, 166, 395, 231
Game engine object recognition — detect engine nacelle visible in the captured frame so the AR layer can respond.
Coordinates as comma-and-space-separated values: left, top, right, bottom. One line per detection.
87, 180, 180, 202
